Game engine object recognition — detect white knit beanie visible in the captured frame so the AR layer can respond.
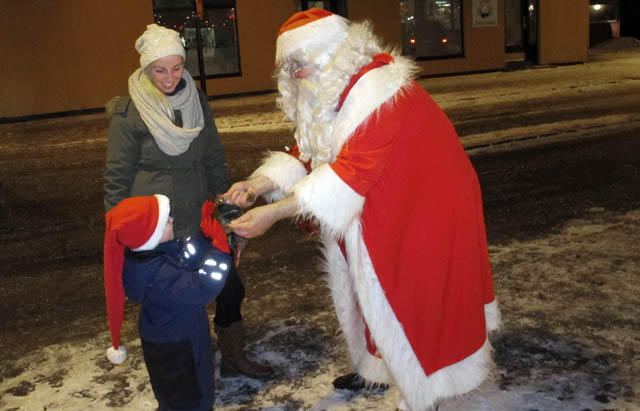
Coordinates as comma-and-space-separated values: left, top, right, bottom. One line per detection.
135, 24, 186, 69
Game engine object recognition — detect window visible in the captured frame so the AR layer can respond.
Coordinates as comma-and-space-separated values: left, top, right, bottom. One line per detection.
589, 3, 618, 23
299, 0, 347, 16
400, 0, 463, 59
153, 0, 241, 79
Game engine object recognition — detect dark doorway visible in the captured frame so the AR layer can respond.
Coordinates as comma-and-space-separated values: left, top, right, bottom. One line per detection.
299, 0, 347, 17
620, 0, 640, 40
505, 0, 538, 63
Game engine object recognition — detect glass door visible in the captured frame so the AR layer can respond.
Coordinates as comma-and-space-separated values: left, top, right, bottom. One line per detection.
505, 0, 537, 62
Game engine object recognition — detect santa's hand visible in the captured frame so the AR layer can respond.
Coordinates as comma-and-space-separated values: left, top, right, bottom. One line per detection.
225, 204, 278, 238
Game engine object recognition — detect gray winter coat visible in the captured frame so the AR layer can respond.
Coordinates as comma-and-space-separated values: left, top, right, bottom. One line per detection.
104, 90, 230, 237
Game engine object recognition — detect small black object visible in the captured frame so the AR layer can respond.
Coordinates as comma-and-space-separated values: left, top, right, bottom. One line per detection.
332, 373, 389, 392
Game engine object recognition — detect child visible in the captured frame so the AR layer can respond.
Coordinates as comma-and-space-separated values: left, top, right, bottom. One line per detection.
103, 194, 232, 411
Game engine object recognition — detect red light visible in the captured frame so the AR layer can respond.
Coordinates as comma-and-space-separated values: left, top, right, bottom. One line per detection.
441, 38, 448, 44
409, 38, 416, 44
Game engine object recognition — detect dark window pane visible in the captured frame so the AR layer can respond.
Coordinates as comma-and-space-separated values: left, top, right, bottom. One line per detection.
154, 0, 194, 10
505, 0, 523, 50
589, 4, 618, 23
401, 0, 463, 59
152, 0, 241, 78
202, 7, 240, 75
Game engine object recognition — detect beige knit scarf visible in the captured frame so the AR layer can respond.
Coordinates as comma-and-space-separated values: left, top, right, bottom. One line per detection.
128, 69, 204, 156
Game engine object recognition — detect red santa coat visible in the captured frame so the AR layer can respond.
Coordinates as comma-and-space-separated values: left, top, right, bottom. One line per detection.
253, 54, 501, 410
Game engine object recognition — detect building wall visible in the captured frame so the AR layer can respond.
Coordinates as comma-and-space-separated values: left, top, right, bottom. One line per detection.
539, 0, 589, 64
0, 0, 151, 119
347, 0, 402, 46
1, 0, 589, 120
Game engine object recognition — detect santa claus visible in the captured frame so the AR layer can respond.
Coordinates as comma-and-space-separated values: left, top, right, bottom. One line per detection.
224, 8, 501, 410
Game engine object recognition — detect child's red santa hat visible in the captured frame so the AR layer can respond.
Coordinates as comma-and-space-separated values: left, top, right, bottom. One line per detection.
275, 7, 349, 64
103, 194, 171, 364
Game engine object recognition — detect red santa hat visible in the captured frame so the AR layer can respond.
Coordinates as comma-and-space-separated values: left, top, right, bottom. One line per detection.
276, 8, 349, 64
103, 194, 171, 364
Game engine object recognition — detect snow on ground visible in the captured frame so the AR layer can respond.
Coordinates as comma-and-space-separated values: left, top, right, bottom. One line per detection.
1, 209, 638, 410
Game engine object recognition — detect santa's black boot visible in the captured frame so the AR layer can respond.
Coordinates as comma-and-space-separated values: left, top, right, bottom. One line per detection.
332, 373, 389, 392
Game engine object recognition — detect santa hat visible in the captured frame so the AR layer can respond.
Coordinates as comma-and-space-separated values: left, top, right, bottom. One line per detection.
135, 24, 185, 69
276, 8, 349, 64
103, 194, 171, 364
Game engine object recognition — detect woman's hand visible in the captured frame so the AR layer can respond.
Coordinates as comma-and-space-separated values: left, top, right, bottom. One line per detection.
223, 181, 258, 208
223, 175, 275, 209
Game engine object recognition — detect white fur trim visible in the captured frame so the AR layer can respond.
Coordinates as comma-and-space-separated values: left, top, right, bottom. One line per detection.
106, 345, 127, 364
293, 164, 364, 240
328, 222, 496, 410
357, 351, 392, 384
251, 151, 308, 203
485, 299, 502, 333
276, 14, 349, 63
324, 241, 368, 369
331, 56, 414, 151
132, 194, 170, 251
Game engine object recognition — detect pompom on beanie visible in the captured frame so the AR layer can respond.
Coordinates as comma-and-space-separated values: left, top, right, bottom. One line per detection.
275, 8, 349, 64
103, 194, 171, 364
135, 24, 186, 69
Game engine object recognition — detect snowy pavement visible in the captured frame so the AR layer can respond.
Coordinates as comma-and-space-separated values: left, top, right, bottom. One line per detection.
2, 209, 638, 410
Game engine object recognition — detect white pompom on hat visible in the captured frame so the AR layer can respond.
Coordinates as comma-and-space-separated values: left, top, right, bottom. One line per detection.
135, 24, 186, 69
103, 194, 171, 364
275, 8, 349, 64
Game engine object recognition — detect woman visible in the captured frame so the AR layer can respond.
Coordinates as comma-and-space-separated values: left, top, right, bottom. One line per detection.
104, 24, 273, 386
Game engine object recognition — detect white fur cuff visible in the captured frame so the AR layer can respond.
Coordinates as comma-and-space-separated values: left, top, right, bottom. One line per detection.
485, 299, 502, 332
358, 351, 392, 384
251, 151, 308, 203
293, 164, 364, 239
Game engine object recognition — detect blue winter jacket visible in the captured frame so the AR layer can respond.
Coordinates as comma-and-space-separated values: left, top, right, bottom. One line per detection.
123, 232, 231, 411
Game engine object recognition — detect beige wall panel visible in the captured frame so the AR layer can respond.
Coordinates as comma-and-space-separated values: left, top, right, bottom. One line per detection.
538, 0, 589, 64
0, 0, 151, 118
348, 0, 402, 47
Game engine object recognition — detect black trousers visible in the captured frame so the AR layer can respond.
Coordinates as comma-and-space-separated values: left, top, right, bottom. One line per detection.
214, 264, 244, 327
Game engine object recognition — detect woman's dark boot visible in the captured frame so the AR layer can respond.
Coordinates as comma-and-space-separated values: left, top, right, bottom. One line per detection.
214, 322, 274, 380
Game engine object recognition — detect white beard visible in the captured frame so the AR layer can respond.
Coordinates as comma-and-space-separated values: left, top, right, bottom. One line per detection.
278, 73, 340, 169
276, 21, 387, 169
